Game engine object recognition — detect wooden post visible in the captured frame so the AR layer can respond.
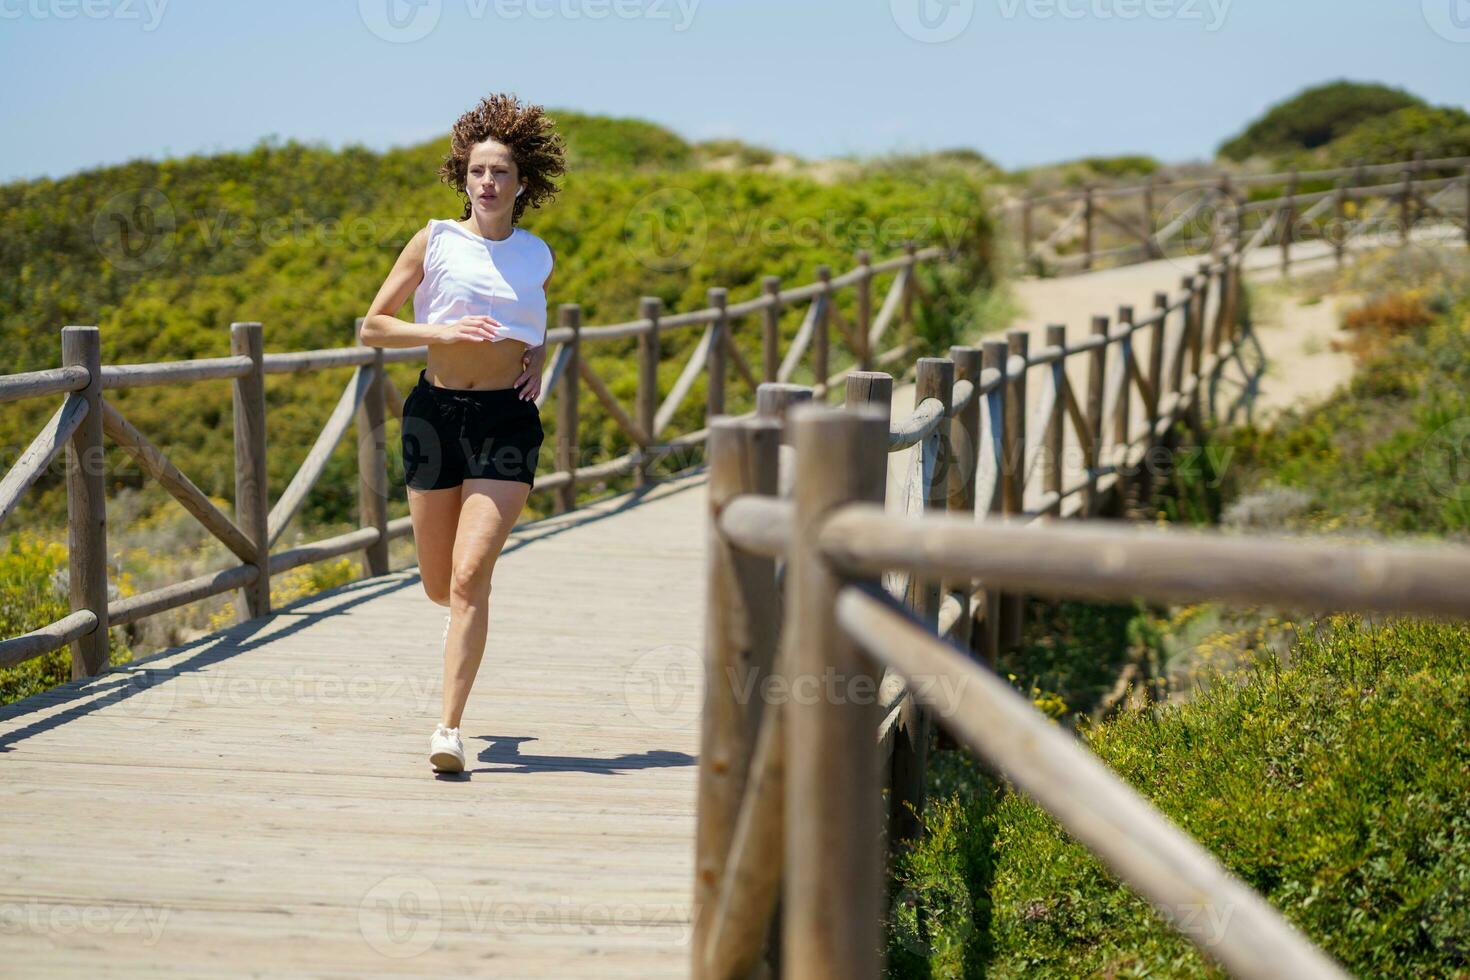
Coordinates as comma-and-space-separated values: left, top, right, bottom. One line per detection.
1216, 175, 1234, 253
1083, 185, 1096, 271
1332, 178, 1348, 267
1149, 293, 1168, 433
1142, 176, 1162, 258
1114, 305, 1140, 516
1112, 306, 1134, 449
762, 276, 781, 384
635, 297, 662, 488
947, 345, 982, 656
1044, 325, 1066, 504
1085, 317, 1107, 517
355, 325, 389, 577
1280, 169, 1298, 277
978, 340, 1007, 663
784, 403, 887, 980
1232, 192, 1246, 255
1464, 167, 1470, 249
1169, 279, 1191, 398
1181, 274, 1205, 437
694, 415, 782, 978
230, 321, 270, 621
854, 250, 873, 372
1000, 329, 1027, 652
1020, 194, 1034, 274
756, 383, 812, 430
814, 266, 832, 400
61, 325, 109, 678
1400, 168, 1414, 245
554, 303, 581, 514
888, 358, 953, 847
707, 287, 727, 421
1410, 150, 1425, 230
901, 241, 918, 335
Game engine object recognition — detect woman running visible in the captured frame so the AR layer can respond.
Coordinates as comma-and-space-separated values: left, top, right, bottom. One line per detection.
359, 92, 566, 773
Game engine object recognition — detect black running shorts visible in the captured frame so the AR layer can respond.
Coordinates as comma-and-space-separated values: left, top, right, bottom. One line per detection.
401, 369, 544, 490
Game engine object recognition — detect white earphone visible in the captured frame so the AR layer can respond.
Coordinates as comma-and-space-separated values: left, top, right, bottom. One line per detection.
515, 185, 525, 198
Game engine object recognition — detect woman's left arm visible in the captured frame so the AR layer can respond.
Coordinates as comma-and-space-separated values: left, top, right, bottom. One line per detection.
514, 247, 555, 401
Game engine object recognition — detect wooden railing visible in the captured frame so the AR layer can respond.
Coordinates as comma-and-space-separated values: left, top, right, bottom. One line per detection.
693, 227, 1470, 977
1010, 154, 1470, 275
0, 239, 952, 678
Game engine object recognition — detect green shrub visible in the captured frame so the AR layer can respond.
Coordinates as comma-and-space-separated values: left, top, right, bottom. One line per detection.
0, 531, 132, 705
1319, 105, 1470, 169
1217, 80, 1425, 162
890, 615, 1470, 978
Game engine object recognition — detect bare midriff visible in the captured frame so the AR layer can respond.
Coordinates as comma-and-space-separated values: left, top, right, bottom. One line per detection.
425, 335, 532, 390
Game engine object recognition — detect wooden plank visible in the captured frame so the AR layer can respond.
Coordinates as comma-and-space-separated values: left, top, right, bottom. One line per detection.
0, 471, 710, 978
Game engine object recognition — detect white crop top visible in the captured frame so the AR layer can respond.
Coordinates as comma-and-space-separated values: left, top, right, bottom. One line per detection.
413, 219, 553, 347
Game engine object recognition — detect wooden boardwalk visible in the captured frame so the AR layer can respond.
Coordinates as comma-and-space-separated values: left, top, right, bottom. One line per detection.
0, 471, 708, 977
6, 228, 1446, 976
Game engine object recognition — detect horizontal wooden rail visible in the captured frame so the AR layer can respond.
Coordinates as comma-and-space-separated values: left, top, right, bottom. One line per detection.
3, 233, 949, 676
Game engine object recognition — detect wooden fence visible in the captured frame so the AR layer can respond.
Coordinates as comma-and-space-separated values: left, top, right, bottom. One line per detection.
1011, 154, 1470, 275
694, 222, 1470, 977
0, 239, 949, 677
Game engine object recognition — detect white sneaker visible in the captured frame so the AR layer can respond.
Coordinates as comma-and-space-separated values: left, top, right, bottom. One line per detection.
429, 723, 465, 773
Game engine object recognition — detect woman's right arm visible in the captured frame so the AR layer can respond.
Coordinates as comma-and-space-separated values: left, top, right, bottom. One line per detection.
358, 228, 503, 348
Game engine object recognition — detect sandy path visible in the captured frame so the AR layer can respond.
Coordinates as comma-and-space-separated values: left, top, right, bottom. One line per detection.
884, 230, 1463, 509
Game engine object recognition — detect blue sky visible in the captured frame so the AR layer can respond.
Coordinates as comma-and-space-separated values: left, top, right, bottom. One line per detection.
1, 0, 1466, 183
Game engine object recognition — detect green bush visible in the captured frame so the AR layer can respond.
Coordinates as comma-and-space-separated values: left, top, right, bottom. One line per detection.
0, 531, 131, 705
1319, 105, 1470, 169
890, 613, 1470, 978
1218, 81, 1425, 162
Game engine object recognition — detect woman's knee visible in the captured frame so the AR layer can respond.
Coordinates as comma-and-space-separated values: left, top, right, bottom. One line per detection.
449, 561, 494, 603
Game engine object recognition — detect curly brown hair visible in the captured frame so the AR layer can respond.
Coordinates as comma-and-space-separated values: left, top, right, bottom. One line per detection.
437, 92, 567, 223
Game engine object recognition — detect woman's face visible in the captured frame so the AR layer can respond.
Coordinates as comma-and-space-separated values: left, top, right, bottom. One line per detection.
465, 139, 524, 217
